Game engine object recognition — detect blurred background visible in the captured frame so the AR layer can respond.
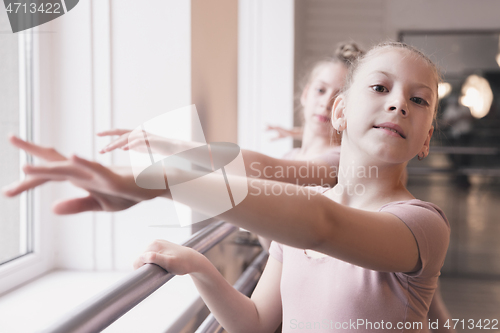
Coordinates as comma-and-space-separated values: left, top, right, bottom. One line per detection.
0, 0, 499, 332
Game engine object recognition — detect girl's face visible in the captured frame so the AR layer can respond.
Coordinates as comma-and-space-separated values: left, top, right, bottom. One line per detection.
334, 48, 437, 164
301, 62, 348, 136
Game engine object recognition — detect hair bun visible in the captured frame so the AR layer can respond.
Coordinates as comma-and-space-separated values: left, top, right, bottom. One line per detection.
333, 42, 364, 65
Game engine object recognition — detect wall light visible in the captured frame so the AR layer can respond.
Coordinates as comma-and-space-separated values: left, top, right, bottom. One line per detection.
438, 82, 452, 99
459, 74, 493, 119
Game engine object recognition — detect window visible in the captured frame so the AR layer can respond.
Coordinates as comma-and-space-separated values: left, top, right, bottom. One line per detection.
0, 5, 33, 266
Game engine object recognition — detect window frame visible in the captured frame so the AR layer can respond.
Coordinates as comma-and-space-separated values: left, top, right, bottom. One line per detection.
0, 29, 53, 296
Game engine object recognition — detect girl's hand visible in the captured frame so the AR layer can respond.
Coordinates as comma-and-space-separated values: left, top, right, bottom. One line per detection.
2, 135, 67, 196
266, 125, 303, 141
133, 239, 203, 275
97, 129, 135, 154
2, 136, 165, 214
97, 128, 199, 156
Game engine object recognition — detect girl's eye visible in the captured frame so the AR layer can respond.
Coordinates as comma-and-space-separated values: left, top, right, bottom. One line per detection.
316, 88, 326, 93
410, 97, 429, 106
372, 85, 388, 93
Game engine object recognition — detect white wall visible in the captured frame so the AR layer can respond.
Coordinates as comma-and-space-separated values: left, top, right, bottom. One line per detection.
295, 0, 500, 89
109, 0, 192, 270
238, 0, 295, 157
385, 0, 500, 34
295, 0, 386, 68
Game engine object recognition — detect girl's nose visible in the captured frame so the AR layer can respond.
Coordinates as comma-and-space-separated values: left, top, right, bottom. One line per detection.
388, 105, 407, 116
319, 95, 332, 110
387, 98, 408, 117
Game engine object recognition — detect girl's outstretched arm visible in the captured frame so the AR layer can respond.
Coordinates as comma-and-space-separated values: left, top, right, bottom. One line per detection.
180, 176, 422, 273
266, 125, 303, 141
3, 136, 161, 213
6, 137, 425, 273
98, 129, 337, 186
135, 240, 282, 333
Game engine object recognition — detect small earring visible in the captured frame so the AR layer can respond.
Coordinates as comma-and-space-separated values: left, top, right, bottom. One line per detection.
337, 120, 345, 135
417, 153, 425, 161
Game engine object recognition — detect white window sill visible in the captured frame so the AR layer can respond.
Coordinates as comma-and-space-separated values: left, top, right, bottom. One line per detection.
0, 269, 204, 333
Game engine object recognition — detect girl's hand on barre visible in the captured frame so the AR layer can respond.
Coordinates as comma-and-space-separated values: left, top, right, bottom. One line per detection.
133, 239, 204, 275
266, 125, 303, 141
3, 136, 166, 214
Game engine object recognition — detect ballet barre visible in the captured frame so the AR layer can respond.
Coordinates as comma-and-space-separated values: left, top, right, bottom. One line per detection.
40, 221, 239, 333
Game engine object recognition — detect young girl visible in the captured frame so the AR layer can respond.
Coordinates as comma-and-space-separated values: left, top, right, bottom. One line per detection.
4, 42, 450, 332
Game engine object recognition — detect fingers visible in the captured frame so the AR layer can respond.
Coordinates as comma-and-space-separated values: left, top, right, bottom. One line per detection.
132, 240, 197, 275
52, 196, 102, 214
2, 177, 49, 197
133, 251, 165, 270
132, 255, 144, 270
122, 138, 146, 151
9, 135, 66, 161
23, 161, 93, 181
133, 239, 172, 270
99, 133, 131, 154
71, 155, 114, 179
4, 156, 107, 197
266, 124, 280, 131
137, 251, 175, 272
96, 129, 132, 137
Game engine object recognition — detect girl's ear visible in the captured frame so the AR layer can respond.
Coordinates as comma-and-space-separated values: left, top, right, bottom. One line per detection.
300, 84, 310, 107
332, 94, 346, 131
420, 125, 434, 158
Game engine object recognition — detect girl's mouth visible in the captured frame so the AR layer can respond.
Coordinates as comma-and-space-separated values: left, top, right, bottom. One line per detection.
373, 125, 406, 139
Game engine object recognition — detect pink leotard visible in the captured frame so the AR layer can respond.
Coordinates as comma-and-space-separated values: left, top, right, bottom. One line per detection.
270, 189, 450, 333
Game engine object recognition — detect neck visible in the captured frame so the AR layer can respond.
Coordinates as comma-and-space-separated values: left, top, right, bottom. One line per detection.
330, 143, 411, 210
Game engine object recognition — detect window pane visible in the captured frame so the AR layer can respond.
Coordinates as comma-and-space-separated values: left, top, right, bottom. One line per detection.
0, 5, 26, 264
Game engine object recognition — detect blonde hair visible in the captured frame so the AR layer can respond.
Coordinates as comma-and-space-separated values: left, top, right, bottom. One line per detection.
342, 41, 442, 117
303, 42, 365, 89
